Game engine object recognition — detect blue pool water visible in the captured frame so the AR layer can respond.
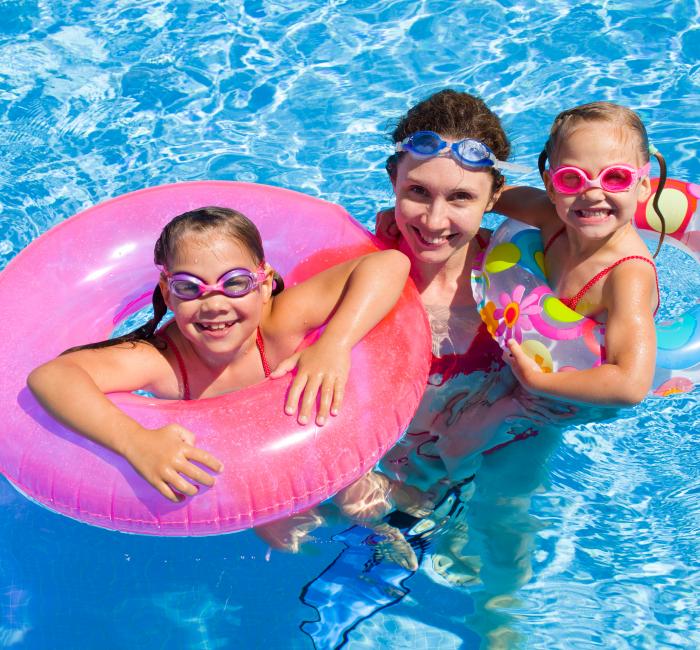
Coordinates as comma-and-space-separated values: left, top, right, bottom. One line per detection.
1, 1, 699, 648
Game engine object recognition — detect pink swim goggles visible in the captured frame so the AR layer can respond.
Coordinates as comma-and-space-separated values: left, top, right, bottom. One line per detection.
163, 265, 267, 300
549, 162, 651, 195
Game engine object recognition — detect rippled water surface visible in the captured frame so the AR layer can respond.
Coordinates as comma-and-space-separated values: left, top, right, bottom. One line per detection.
1, 1, 699, 648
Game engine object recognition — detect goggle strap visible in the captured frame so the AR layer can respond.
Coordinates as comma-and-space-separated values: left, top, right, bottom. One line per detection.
493, 160, 534, 174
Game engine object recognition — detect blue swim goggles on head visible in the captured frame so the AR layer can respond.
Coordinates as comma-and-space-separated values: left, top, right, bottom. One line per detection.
396, 131, 531, 174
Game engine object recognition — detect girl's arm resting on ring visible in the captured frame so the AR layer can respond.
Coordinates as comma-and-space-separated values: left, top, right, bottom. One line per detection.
314, 249, 411, 348
492, 185, 558, 229
27, 345, 223, 502
507, 263, 657, 405
27, 343, 165, 451
268, 249, 411, 424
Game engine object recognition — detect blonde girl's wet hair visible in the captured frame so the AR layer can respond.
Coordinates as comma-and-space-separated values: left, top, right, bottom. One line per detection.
537, 101, 668, 256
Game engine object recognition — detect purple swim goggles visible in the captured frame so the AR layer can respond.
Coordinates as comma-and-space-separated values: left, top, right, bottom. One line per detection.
163, 265, 267, 301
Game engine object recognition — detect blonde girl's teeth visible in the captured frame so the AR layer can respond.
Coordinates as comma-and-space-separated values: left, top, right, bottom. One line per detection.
200, 322, 232, 330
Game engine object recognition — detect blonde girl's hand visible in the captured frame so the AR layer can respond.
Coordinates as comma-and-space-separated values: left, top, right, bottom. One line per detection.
122, 424, 224, 503
270, 339, 351, 426
504, 338, 546, 392
375, 208, 400, 247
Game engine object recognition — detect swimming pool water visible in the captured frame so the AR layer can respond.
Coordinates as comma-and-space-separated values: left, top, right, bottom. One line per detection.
1, 1, 699, 648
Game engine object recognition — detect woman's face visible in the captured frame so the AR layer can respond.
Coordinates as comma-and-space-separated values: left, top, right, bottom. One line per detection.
392, 147, 498, 268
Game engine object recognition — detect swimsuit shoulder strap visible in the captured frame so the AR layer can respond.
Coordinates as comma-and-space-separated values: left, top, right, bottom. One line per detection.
543, 225, 566, 255
158, 330, 191, 400
159, 328, 268, 399
564, 255, 660, 314
256, 327, 271, 378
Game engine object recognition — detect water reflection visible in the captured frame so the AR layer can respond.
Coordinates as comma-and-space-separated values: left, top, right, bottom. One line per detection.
295, 428, 561, 649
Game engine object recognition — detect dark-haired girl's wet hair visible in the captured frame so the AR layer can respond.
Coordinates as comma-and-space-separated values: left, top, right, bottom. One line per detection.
538, 101, 668, 257
386, 88, 511, 193
64, 206, 284, 354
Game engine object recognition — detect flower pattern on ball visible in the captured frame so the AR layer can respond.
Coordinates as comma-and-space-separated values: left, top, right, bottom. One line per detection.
493, 285, 542, 344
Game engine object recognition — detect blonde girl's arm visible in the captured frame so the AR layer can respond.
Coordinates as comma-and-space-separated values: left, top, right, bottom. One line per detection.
506, 260, 657, 405
27, 345, 223, 502
492, 185, 559, 229
268, 249, 411, 424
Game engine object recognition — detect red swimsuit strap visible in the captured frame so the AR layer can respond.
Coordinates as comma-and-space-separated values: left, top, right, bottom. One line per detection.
160, 327, 270, 400
543, 225, 566, 255
159, 330, 191, 401
256, 327, 271, 378
564, 256, 660, 314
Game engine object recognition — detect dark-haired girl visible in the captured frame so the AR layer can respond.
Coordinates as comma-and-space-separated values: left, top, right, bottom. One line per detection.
28, 206, 410, 503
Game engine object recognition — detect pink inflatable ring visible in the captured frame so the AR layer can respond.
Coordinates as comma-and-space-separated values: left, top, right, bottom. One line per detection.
0, 182, 431, 535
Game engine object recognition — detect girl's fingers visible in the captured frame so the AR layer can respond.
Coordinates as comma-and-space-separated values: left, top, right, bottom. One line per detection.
156, 480, 182, 503
285, 373, 308, 417
330, 378, 345, 416
297, 375, 322, 425
173, 424, 196, 446
164, 467, 199, 497
186, 447, 224, 475
506, 339, 541, 378
270, 352, 300, 379
179, 457, 218, 488
506, 339, 524, 363
315, 379, 335, 426
153, 452, 221, 503
508, 339, 528, 364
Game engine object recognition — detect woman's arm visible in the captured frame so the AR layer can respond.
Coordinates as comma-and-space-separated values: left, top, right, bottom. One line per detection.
268, 249, 411, 424
506, 261, 657, 405
27, 344, 223, 501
